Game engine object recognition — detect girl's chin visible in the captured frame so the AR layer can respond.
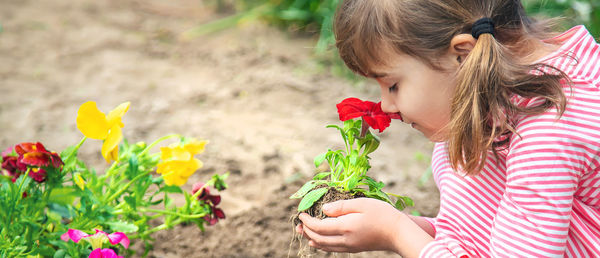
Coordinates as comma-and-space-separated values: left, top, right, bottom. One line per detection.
415, 125, 447, 142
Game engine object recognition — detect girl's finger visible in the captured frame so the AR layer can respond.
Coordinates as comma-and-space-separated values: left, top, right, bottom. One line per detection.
317, 244, 354, 253
298, 213, 345, 236
296, 224, 303, 234
302, 223, 346, 247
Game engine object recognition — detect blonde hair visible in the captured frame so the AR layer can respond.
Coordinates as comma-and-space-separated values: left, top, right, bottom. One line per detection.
334, 0, 568, 175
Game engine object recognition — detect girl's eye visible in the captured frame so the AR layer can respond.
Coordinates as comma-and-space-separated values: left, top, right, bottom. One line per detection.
388, 83, 398, 93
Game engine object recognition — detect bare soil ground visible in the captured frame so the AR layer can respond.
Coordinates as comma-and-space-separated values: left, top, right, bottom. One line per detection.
0, 1, 439, 257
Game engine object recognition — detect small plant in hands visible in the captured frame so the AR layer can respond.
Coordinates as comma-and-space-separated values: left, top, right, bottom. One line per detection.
0, 101, 227, 258
290, 97, 413, 222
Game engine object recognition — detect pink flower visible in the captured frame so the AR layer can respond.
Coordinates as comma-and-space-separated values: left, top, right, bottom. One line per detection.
61, 229, 129, 250
89, 248, 123, 258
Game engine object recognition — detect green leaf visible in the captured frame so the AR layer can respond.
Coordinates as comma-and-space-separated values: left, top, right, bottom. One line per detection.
290, 180, 318, 199
360, 134, 380, 156
211, 173, 228, 191
388, 194, 415, 210
53, 249, 67, 258
48, 187, 77, 206
160, 185, 183, 194
346, 175, 359, 190
297, 187, 328, 212
313, 152, 327, 167
125, 155, 139, 179
47, 203, 75, 219
124, 195, 137, 210
106, 220, 139, 233
164, 195, 173, 208
312, 172, 330, 180
363, 177, 384, 191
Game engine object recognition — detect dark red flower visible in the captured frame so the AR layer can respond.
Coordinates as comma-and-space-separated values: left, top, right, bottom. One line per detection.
15, 142, 64, 169
192, 182, 225, 225
336, 98, 393, 133
204, 206, 225, 225
192, 182, 221, 206
2, 147, 25, 182
29, 167, 47, 183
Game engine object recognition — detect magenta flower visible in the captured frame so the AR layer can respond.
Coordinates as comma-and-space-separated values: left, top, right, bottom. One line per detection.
89, 248, 123, 258
61, 229, 129, 250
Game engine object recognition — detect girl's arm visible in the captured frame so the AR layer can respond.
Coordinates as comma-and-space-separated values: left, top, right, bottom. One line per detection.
297, 198, 433, 258
407, 214, 436, 237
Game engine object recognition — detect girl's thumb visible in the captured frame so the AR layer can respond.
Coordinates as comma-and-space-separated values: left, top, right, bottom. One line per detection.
322, 199, 362, 217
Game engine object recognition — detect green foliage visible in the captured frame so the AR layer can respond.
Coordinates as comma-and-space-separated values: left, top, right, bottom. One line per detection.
0, 136, 227, 257
525, 0, 600, 36
291, 119, 413, 212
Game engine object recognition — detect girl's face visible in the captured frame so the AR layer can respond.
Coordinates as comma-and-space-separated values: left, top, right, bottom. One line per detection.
372, 51, 458, 142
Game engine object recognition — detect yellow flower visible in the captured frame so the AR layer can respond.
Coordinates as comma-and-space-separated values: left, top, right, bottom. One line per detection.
76, 101, 130, 163
156, 139, 208, 186
74, 172, 85, 190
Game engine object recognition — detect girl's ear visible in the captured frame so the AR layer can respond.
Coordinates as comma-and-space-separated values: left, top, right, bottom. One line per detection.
449, 34, 477, 64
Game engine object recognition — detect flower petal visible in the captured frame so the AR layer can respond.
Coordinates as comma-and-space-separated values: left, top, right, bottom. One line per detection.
214, 207, 225, 219
184, 139, 208, 155
50, 152, 64, 168
162, 171, 187, 186
28, 167, 47, 182
66, 229, 89, 243
336, 98, 369, 121
101, 124, 122, 163
171, 147, 192, 161
74, 172, 85, 190
209, 194, 221, 206
106, 102, 130, 128
1, 147, 13, 158
77, 101, 109, 140
159, 146, 173, 160
89, 248, 102, 258
19, 152, 50, 167
107, 232, 129, 249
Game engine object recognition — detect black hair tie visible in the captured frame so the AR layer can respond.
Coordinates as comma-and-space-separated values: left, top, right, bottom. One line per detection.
471, 18, 495, 39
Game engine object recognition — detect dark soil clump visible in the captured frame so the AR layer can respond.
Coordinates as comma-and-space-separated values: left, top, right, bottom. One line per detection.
293, 187, 365, 225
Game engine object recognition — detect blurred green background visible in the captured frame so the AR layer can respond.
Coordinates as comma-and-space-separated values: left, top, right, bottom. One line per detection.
191, 0, 598, 78
198, 0, 598, 46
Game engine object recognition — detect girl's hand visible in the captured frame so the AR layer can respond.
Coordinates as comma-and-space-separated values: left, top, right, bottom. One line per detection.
296, 198, 405, 254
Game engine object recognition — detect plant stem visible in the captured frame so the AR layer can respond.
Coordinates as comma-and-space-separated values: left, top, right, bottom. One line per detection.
139, 208, 207, 219
139, 134, 180, 157
104, 171, 150, 204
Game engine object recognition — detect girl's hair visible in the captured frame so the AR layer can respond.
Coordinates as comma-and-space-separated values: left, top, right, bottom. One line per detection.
334, 0, 568, 175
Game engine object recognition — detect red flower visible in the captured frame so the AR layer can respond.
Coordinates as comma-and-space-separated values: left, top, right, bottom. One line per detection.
14, 142, 64, 169
1, 143, 64, 183
192, 182, 225, 225
29, 167, 47, 183
336, 98, 395, 133
2, 147, 25, 182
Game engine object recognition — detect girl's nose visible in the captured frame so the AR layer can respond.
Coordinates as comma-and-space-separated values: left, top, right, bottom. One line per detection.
380, 94, 399, 113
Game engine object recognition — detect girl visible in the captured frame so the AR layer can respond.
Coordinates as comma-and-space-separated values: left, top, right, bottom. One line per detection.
296, 0, 600, 257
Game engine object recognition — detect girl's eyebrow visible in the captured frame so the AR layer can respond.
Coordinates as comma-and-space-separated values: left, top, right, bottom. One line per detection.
370, 72, 388, 78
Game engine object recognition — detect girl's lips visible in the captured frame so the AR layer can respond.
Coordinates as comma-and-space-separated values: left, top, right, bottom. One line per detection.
388, 112, 403, 122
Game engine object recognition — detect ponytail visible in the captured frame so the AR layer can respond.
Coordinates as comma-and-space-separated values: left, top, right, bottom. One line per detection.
447, 31, 567, 175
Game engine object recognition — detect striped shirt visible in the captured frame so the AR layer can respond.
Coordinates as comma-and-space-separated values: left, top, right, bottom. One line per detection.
420, 26, 600, 257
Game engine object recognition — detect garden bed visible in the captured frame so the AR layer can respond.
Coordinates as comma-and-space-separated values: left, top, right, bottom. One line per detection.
0, 0, 439, 256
